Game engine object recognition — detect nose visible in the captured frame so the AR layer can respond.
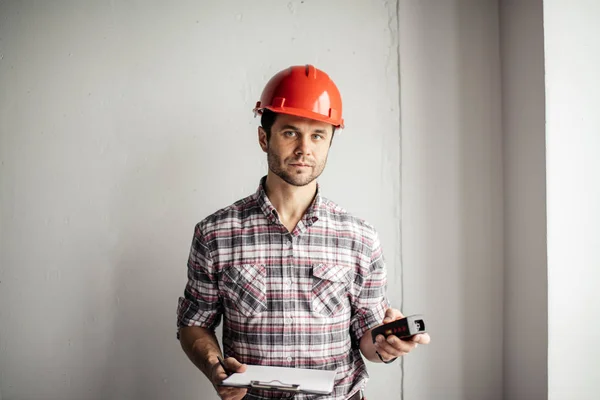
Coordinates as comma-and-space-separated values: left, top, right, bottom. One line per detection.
294, 135, 311, 156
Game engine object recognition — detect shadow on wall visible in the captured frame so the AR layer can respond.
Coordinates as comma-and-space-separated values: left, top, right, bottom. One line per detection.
457, 2, 503, 399
97, 129, 220, 399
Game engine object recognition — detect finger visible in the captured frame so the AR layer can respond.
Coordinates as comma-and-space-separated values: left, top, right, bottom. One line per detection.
221, 387, 247, 400
225, 357, 247, 373
215, 371, 228, 384
220, 387, 247, 400
383, 308, 402, 323
378, 335, 416, 355
383, 309, 395, 323
375, 335, 402, 356
212, 366, 229, 385
388, 335, 418, 352
385, 308, 406, 323
377, 347, 406, 360
375, 334, 395, 353
231, 389, 248, 400
217, 386, 236, 399
412, 333, 431, 345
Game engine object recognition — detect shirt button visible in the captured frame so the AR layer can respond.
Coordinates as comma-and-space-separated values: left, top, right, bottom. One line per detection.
285, 278, 292, 287
286, 356, 293, 362
286, 240, 292, 247
285, 317, 293, 324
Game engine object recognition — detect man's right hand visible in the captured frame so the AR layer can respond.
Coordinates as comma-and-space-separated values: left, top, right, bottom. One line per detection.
210, 357, 248, 400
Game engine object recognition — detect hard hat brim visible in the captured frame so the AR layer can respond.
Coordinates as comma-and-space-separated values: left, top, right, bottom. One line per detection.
254, 105, 344, 129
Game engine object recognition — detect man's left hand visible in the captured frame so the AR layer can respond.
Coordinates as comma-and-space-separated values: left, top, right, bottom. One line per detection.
374, 308, 431, 361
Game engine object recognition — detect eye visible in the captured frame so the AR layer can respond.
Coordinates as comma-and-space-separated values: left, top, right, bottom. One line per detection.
283, 131, 296, 137
313, 134, 324, 140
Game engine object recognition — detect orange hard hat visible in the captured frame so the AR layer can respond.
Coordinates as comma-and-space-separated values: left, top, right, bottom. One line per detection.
253, 64, 344, 128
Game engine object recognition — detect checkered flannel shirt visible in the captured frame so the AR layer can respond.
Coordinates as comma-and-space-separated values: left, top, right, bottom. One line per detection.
177, 177, 389, 399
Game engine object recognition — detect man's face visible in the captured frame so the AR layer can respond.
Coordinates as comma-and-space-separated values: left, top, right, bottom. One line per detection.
259, 114, 334, 187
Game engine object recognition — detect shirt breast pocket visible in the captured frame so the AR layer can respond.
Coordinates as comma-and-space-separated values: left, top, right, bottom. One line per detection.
221, 264, 267, 317
311, 263, 352, 317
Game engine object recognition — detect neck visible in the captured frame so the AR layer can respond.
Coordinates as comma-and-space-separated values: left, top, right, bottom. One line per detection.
264, 172, 317, 225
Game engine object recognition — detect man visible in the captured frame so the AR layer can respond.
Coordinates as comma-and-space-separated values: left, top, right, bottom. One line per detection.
177, 65, 430, 400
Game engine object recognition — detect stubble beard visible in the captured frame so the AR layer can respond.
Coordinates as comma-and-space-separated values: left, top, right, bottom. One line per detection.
267, 147, 327, 187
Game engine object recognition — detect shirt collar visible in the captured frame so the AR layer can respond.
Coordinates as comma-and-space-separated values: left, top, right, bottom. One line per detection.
254, 176, 323, 225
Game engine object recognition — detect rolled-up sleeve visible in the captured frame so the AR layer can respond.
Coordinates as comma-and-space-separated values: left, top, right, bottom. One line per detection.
176, 223, 222, 339
349, 232, 390, 348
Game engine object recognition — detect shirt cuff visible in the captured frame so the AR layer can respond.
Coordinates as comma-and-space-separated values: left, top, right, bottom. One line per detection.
350, 299, 389, 347
176, 297, 221, 339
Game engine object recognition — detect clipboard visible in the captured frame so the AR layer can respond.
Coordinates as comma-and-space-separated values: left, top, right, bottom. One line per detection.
220, 364, 337, 395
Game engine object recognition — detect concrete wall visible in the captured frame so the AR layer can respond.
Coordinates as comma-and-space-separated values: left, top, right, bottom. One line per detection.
499, 0, 548, 398
0, 1, 402, 399
0, 0, 550, 399
399, 1, 504, 399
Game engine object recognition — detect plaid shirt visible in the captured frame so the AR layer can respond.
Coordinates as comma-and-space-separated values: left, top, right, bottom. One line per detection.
177, 177, 389, 400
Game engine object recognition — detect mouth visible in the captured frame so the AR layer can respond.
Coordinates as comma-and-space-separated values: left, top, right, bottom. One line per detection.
289, 163, 312, 168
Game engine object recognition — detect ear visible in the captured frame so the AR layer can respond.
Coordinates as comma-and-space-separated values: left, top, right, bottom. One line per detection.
258, 126, 268, 153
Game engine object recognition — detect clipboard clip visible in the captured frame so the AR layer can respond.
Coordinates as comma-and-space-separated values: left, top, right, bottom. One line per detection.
250, 380, 300, 393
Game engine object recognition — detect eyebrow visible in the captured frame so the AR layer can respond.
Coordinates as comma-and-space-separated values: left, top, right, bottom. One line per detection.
279, 124, 329, 135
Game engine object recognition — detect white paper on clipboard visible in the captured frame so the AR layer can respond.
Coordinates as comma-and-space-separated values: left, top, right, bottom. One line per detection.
220, 364, 337, 395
